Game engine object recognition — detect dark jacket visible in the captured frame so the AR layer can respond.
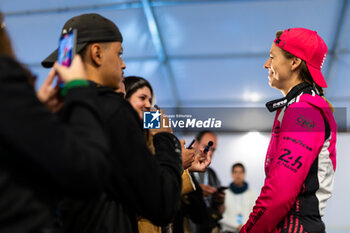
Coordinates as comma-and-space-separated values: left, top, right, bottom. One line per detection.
194, 168, 223, 233
173, 175, 210, 233
0, 56, 110, 233
172, 172, 222, 233
59, 83, 183, 233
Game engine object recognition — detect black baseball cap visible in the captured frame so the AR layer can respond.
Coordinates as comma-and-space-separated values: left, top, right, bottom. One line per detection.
41, 13, 123, 68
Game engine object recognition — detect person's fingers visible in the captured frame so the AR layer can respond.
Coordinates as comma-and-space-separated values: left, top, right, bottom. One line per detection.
53, 61, 67, 77
54, 55, 87, 83
180, 139, 186, 148
198, 150, 209, 162
187, 155, 195, 163
43, 68, 56, 87
48, 87, 59, 99
204, 153, 212, 164
201, 184, 217, 193
37, 68, 57, 99
54, 101, 64, 112
190, 160, 195, 167
71, 55, 86, 74
215, 192, 226, 198
202, 157, 211, 168
198, 153, 206, 162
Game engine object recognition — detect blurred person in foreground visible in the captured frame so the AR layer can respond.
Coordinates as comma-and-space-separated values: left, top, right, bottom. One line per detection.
0, 12, 110, 233
240, 28, 337, 233
42, 13, 183, 233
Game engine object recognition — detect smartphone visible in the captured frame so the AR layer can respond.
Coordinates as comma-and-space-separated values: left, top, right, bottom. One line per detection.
57, 29, 77, 87
217, 186, 229, 192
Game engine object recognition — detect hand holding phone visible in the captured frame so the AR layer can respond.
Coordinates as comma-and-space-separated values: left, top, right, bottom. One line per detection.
57, 29, 77, 87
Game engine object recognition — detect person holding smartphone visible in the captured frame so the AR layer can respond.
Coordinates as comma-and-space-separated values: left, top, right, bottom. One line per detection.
42, 13, 183, 233
241, 28, 337, 233
123, 76, 190, 233
172, 130, 225, 233
0, 12, 110, 233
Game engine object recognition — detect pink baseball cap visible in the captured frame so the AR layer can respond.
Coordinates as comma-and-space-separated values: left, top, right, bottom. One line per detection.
274, 28, 328, 88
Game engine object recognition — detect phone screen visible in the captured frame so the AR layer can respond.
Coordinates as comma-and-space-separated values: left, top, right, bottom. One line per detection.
57, 29, 77, 86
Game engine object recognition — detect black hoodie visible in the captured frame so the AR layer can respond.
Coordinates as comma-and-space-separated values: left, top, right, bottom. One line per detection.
0, 56, 110, 233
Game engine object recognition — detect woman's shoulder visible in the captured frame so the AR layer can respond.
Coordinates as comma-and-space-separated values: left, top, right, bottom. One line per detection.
0, 55, 23, 70
0, 55, 32, 87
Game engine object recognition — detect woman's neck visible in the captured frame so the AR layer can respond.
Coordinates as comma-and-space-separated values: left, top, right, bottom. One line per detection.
281, 78, 303, 96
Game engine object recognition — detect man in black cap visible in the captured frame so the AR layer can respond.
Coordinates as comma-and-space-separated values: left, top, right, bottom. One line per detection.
42, 13, 183, 233
42, 13, 125, 89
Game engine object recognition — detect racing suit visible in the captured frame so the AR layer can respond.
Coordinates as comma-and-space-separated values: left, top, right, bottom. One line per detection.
240, 82, 337, 233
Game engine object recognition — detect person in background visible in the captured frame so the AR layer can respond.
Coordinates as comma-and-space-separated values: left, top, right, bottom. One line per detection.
173, 130, 224, 233
115, 78, 126, 97
220, 163, 256, 233
191, 130, 225, 233
124, 75, 212, 233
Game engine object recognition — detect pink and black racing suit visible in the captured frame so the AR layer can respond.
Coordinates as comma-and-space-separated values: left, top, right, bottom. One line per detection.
241, 83, 337, 233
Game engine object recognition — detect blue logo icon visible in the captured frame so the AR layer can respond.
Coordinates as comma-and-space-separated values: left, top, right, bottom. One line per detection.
143, 111, 161, 129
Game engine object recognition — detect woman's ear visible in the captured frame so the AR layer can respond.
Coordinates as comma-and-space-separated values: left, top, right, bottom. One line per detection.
291, 57, 302, 71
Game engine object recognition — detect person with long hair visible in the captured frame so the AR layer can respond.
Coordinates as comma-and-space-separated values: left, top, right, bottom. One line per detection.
240, 28, 337, 233
0, 12, 110, 233
124, 76, 214, 233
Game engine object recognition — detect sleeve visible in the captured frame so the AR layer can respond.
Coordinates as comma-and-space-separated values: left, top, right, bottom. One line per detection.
107, 105, 183, 226
182, 174, 223, 231
185, 176, 211, 224
0, 57, 110, 195
181, 169, 196, 195
240, 102, 326, 233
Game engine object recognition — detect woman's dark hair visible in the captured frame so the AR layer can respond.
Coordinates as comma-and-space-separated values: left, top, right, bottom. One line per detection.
124, 76, 154, 102
276, 31, 334, 112
124, 76, 155, 153
0, 12, 16, 59
232, 163, 245, 173
0, 12, 36, 86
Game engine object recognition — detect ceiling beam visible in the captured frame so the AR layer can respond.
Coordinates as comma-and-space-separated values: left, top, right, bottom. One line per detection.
25, 48, 345, 68
4, 1, 142, 17
141, 0, 180, 107
324, 0, 349, 88
4, 0, 307, 17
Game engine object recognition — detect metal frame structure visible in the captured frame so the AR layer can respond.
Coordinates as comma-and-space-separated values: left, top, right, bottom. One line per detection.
3, 0, 349, 107
325, 0, 349, 88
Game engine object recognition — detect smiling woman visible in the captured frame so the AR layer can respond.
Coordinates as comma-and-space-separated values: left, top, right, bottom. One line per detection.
241, 28, 337, 233
123, 75, 161, 233
264, 42, 297, 95
124, 75, 154, 120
